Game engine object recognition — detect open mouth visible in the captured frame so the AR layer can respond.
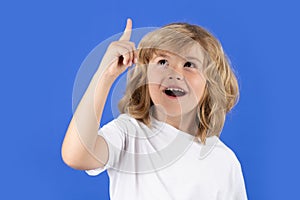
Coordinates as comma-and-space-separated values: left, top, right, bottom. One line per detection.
164, 88, 186, 97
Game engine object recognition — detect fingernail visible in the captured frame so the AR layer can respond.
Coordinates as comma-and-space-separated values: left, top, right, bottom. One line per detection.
134, 58, 138, 63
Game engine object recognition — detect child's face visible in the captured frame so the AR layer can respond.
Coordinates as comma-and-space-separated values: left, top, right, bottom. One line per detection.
147, 44, 206, 117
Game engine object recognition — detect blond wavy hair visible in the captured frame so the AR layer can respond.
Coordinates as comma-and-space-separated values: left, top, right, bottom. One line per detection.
118, 22, 239, 144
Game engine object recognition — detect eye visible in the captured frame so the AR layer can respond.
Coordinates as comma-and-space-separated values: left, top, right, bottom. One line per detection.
158, 59, 168, 66
184, 61, 195, 68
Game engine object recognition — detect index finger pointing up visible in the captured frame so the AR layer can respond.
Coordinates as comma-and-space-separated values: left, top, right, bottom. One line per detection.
119, 18, 132, 41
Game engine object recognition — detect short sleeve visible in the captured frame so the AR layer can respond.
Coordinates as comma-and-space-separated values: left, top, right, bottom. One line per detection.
231, 161, 248, 200
85, 116, 127, 176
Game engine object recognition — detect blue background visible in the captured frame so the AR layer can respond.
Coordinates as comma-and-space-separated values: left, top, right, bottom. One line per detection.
1, 0, 299, 199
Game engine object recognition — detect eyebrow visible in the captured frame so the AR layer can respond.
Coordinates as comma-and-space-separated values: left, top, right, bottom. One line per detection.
154, 52, 171, 59
153, 52, 203, 64
185, 56, 203, 64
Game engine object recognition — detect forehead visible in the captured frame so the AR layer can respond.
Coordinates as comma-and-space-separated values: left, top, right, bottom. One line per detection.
151, 43, 205, 62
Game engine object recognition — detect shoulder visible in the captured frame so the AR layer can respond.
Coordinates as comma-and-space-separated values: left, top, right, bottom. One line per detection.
106, 113, 151, 138
111, 113, 140, 126
117, 113, 147, 131
202, 136, 242, 169
217, 139, 240, 161
103, 113, 140, 130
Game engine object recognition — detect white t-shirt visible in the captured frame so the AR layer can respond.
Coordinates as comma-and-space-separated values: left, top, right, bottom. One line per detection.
85, 113, 247, 200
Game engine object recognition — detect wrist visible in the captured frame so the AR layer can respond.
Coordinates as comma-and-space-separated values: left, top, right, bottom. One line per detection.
102, 70, 119, 81
94, 69, 118, 85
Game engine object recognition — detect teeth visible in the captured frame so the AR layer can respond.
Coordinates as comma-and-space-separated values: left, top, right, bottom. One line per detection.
165, 88, 184, 93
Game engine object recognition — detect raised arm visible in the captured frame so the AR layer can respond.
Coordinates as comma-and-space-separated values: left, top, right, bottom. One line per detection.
61, 18, 137, 170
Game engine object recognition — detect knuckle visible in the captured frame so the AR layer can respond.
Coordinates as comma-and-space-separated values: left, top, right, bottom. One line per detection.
129, 42, 136, 49
122, 49, 129, 55
124, 53, 130, 59
109, 41, 118, 48
110, 41, 118, 46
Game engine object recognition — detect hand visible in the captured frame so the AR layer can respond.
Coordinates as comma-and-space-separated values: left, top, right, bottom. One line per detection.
100, 18, 137, 78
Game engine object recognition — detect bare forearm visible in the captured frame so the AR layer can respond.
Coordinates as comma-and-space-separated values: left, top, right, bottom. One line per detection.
62, 67, 116, 163
62, 18, 136, 169
75, 69, 115, 143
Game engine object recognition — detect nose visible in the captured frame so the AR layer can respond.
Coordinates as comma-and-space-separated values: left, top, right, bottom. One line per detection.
168, 74, 183, 80
168, 67, 184, 80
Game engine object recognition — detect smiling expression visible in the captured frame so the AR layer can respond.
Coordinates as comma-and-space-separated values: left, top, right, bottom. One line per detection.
147, 44, 207, 117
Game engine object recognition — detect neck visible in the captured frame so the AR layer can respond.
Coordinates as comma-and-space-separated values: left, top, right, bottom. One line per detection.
152, 107, 199, 136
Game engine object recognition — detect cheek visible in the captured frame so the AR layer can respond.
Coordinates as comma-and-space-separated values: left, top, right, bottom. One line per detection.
188, 75, 206, 101
148, 84, 161, 104
147, 66, 163, 86
147, 65, 166, 104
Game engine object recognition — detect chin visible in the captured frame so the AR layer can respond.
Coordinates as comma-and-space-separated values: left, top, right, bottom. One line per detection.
163, 105, 196, 117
